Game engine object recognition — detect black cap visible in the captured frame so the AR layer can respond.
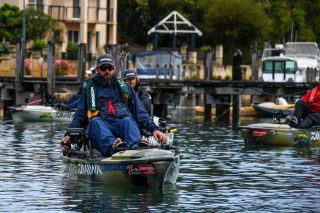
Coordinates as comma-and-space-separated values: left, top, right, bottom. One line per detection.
97, 54, 115, 67
123, 69, 137, 79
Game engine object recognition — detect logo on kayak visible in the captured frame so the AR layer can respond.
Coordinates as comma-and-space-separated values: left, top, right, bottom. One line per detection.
78, 164, 102, 175
102, 164, 127, 172
252, 129, 268, 137
127, 164, 157, 175
270, 130, 293, 137
40, 113, 53, 119
310, 132, 320, 141
55, 112, 75, 118
296, 132, 308, 144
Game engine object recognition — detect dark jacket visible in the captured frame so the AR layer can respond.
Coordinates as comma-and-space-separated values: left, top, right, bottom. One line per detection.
136, 86, 151, 115
69, 75, 158, 133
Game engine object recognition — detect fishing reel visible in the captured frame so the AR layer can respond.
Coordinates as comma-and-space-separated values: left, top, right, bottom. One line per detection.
272, 110, 284, 124
62, 128, 89, 157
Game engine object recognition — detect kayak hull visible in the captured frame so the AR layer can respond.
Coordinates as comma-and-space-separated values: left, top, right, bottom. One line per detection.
63, 148, 180, 189
253, 103, 294, 117
239, 123, 320, 147
194, 106, 258, 116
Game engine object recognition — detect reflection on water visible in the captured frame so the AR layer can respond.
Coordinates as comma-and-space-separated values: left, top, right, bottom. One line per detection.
1, 109, 320, 212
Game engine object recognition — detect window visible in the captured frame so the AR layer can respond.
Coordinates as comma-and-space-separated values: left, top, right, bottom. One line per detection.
28, 0, 44, 11
285, 61, 296, 74
68, 31, 79, 43
87, 32, 91, 52
73, 0, 80, 18
95, 32, 100, 48
274, 61, 284, 74
263, 61, 273, 74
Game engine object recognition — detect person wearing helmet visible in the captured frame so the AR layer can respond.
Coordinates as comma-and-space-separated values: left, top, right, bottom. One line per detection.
123, 69, 152, 115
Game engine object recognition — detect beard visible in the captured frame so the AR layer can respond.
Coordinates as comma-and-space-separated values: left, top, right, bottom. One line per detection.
97, 74, 114, 86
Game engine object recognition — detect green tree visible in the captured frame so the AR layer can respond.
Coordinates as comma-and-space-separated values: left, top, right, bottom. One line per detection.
302, 1, 320, 43
25, 9, 57, 41
202, 0, 270, 54
0, 4, 22, 43
0, 4, 57, 43
118, 0, 320, 51
118, 0, 204, 46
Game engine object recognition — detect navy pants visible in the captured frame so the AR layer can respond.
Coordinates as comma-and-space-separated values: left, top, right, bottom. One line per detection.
87, 117, 141, 157
293, 100, 320, 128
292, 100, 313, 122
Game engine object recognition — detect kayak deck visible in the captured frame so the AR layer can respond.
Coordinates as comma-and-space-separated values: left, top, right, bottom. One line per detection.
239, 123, 320, 147
63, 148, 180, 188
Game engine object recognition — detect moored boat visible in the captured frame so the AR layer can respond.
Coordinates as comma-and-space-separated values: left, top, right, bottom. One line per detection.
238, 123, 320, 147
253, 102, 295, 117
9, 105, 75, 122
62, 128, 179, 189
194, 105, 258, 116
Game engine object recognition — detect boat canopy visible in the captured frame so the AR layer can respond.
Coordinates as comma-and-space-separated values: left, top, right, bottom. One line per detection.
135, 50, 182, 79
262, 56, 299, 82
284, 42, 320, 57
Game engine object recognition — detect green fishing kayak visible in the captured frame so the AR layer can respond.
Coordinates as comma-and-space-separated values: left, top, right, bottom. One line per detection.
238, 123, 320, 147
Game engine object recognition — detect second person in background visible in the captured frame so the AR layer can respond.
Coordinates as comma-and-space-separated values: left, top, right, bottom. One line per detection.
124, 69, 152, 115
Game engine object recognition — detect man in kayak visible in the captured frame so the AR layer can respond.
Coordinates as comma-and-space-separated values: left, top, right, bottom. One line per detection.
123, 69, 152, 115
286, 83, 320, 128
61, 53, 166, 156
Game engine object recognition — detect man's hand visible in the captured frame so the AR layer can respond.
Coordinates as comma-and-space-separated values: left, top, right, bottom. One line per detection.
152, 130, 167, 143
61, 135, 71, 145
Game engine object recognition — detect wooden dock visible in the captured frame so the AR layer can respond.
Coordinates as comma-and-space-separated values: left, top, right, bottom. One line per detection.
0, 42, 316, 121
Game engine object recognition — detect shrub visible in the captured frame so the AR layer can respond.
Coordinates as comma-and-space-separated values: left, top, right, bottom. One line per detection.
191, 72, 198, 79
30, 40, 46, 51
66, 42, 78, 60
67, 42, 78, 52
24, 59, 32, 75
212, 74, 222, 80
55, 59, 70, 76
225, 75, 231, 80
201, 45, 213, 52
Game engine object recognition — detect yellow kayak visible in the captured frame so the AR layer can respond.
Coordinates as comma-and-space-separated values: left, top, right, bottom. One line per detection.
194, 105, 259, 116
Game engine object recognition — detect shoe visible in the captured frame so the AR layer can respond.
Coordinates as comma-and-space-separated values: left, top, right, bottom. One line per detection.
112, 138, 127, 150
139, 139, 150, 149
285, 115, 298, 127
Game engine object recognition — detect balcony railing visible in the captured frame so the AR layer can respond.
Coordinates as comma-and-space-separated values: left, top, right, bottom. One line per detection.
87, 7, 114, 22
27, 4, 114, 23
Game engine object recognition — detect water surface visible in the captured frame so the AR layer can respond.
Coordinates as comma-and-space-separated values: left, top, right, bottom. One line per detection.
1, 109, 320, 212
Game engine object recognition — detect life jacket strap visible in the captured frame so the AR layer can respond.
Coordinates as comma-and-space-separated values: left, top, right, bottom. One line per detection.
87, 110, 100, 120
107, 100, 115, 115
116, 77, 129, 99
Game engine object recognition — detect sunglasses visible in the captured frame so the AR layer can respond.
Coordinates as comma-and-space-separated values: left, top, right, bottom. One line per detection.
99, 65, 114, 71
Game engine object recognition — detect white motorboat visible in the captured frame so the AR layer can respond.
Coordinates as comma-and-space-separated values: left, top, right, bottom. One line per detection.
261, 42, 320, 82
9, 105, 75, 122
